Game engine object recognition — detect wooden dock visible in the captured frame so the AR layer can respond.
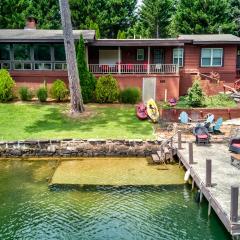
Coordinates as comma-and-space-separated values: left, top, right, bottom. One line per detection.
175, 139, 240, 237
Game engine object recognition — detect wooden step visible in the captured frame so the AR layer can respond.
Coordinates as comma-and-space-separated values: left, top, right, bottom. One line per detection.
151, 154, 160, 163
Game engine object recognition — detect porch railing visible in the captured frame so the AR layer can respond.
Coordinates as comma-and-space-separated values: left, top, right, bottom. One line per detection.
89, 64, 179, 74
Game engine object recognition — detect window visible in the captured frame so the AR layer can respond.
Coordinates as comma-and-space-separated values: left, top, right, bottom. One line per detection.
201, 48, 223, 67
137, 49, 144, 61
53, 44, 66, 61
0, 44, 10, 60
13, 44, 31, 60
173, 48, 184, 67
33, 44, 51, 61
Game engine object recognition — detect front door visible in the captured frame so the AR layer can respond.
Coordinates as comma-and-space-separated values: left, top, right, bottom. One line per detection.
237, 48, 240, 68
153, 48, 165, 64
142, 77, 156, 103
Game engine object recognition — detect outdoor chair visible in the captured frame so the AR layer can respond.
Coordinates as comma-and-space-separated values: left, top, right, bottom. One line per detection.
208, 117, 223, 134
229, 137, 240, 154
179, 111, 189, 124
193, 125, 210, 145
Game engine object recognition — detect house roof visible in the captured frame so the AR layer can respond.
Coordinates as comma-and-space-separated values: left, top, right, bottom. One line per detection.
88, 39, 190, 47
0, 29, 95, 43
178, 34, 240, 44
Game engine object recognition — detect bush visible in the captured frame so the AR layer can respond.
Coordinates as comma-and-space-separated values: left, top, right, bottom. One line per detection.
187, 77, 205, 107
19, 87, 33, 101
119, 88, 141, 104
37, 87, 48, 102
95, 75, 120, 103
204, 93, 237, 108
50, 79, 68, 101
0, 69, 15, 102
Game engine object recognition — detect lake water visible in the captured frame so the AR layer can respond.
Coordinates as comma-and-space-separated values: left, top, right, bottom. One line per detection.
0, 160, 231, 240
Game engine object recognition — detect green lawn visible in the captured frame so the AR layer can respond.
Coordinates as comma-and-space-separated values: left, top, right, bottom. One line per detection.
0, 103, 154, 141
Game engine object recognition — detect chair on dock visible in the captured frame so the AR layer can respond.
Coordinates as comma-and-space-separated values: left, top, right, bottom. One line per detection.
229, 137, 240, 154
193, 125, 210, 145
208, 117, 223, 134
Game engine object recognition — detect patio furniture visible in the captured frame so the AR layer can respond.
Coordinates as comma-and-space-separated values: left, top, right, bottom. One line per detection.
230, 153, 240, 169
193, 125, 210, 145
208, 117, 223, 134
179, 111, 189, 124
229, 137, 240, 154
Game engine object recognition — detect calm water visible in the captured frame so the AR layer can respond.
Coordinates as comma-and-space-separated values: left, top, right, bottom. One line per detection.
0, 160, 231, 240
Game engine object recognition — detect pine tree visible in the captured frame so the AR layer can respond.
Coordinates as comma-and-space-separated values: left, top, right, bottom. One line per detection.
170, 0, 236, 36
77, 34, 96, 103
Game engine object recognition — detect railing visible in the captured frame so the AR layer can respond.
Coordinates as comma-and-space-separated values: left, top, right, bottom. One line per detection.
0, 61, 67, 71
89, 64, 179, 74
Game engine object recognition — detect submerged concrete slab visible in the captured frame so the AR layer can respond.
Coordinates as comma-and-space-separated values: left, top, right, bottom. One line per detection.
177, 143, 240, 236
50, 157, 184, 186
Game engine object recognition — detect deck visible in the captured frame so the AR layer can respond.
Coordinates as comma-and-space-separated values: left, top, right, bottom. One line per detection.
176, 142, 240, 237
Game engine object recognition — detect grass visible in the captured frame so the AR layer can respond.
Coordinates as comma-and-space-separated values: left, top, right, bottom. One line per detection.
0, 103, 154, 141
173, 94, 237, 109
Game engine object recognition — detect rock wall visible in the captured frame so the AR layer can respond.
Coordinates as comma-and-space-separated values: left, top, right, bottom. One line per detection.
0, 139, 161, 158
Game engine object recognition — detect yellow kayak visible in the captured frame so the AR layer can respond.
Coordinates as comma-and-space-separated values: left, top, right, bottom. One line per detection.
146, 99, 159, 123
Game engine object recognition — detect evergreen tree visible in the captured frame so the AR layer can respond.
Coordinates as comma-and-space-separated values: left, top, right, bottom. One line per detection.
137, 0, 175, 38
230, 0, 240, 36
77, 34, 96, 103
117, 30, 126, 39
89, 20, 100, 39
170, 0, 236, 36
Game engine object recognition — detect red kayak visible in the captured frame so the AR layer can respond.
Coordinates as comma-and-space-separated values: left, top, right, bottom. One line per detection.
136, 103, 148, 120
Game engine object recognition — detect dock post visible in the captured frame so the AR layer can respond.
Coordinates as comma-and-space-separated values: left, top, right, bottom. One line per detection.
208, 201, 211, 216
206, 159, 212, 187
178, 130, 182, 149
189, 142, 193, 164
230, 185, 239, 222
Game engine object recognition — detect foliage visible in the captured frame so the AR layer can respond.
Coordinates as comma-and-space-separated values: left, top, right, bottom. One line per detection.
117, 30, 126, 39
89, 20, 100, 39
19, 87, 33, 101
50, 80, 68, 101
37, 87, 48, 102
230, 0, 240, 36
187, 77, 205, 107
95, 75, 120, 103
119, 88, 141, 104
70, 0, 137, 38
137, 0, 175, 38
170, 0, 236, 36
0, 0, 61, 29
204, 93, 237, 108
77, 34, 96, 103
0, 69, 15, 102
0, 103, 154, 140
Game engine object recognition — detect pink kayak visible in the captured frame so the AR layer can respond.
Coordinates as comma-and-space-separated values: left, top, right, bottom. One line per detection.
136, 103, 148, 120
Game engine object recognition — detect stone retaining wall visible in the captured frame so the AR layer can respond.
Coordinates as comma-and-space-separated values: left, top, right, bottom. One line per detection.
0, 139, 161, 158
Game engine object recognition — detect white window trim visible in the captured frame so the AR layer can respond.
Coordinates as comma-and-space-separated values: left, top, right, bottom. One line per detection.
137, 48, 144, 61
201, 48, 223, 67
173, 48, 184, 67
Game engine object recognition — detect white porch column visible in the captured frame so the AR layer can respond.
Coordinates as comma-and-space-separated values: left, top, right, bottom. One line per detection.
147, 46, 150, 74
118, 46, 121, 74
85, 45, 89, 70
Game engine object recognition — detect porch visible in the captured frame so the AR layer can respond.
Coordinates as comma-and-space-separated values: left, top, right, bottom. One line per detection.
87, 44, 183, 75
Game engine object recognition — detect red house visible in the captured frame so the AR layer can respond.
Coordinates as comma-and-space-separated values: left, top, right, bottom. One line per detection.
0, 20, 240, 101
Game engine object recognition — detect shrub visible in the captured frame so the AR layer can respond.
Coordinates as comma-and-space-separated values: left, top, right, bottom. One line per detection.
19, 87, 33, 101
187, 77, 205, 107
119, 88, 141, 104
37, 87, 48, 102
0, 69, 15, 102
204, 93, 237, 108
95, 75, 120, 103
50, 79, 68, 101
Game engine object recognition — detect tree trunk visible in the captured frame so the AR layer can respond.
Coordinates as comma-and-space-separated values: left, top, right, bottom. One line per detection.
59, 0, 84, 113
